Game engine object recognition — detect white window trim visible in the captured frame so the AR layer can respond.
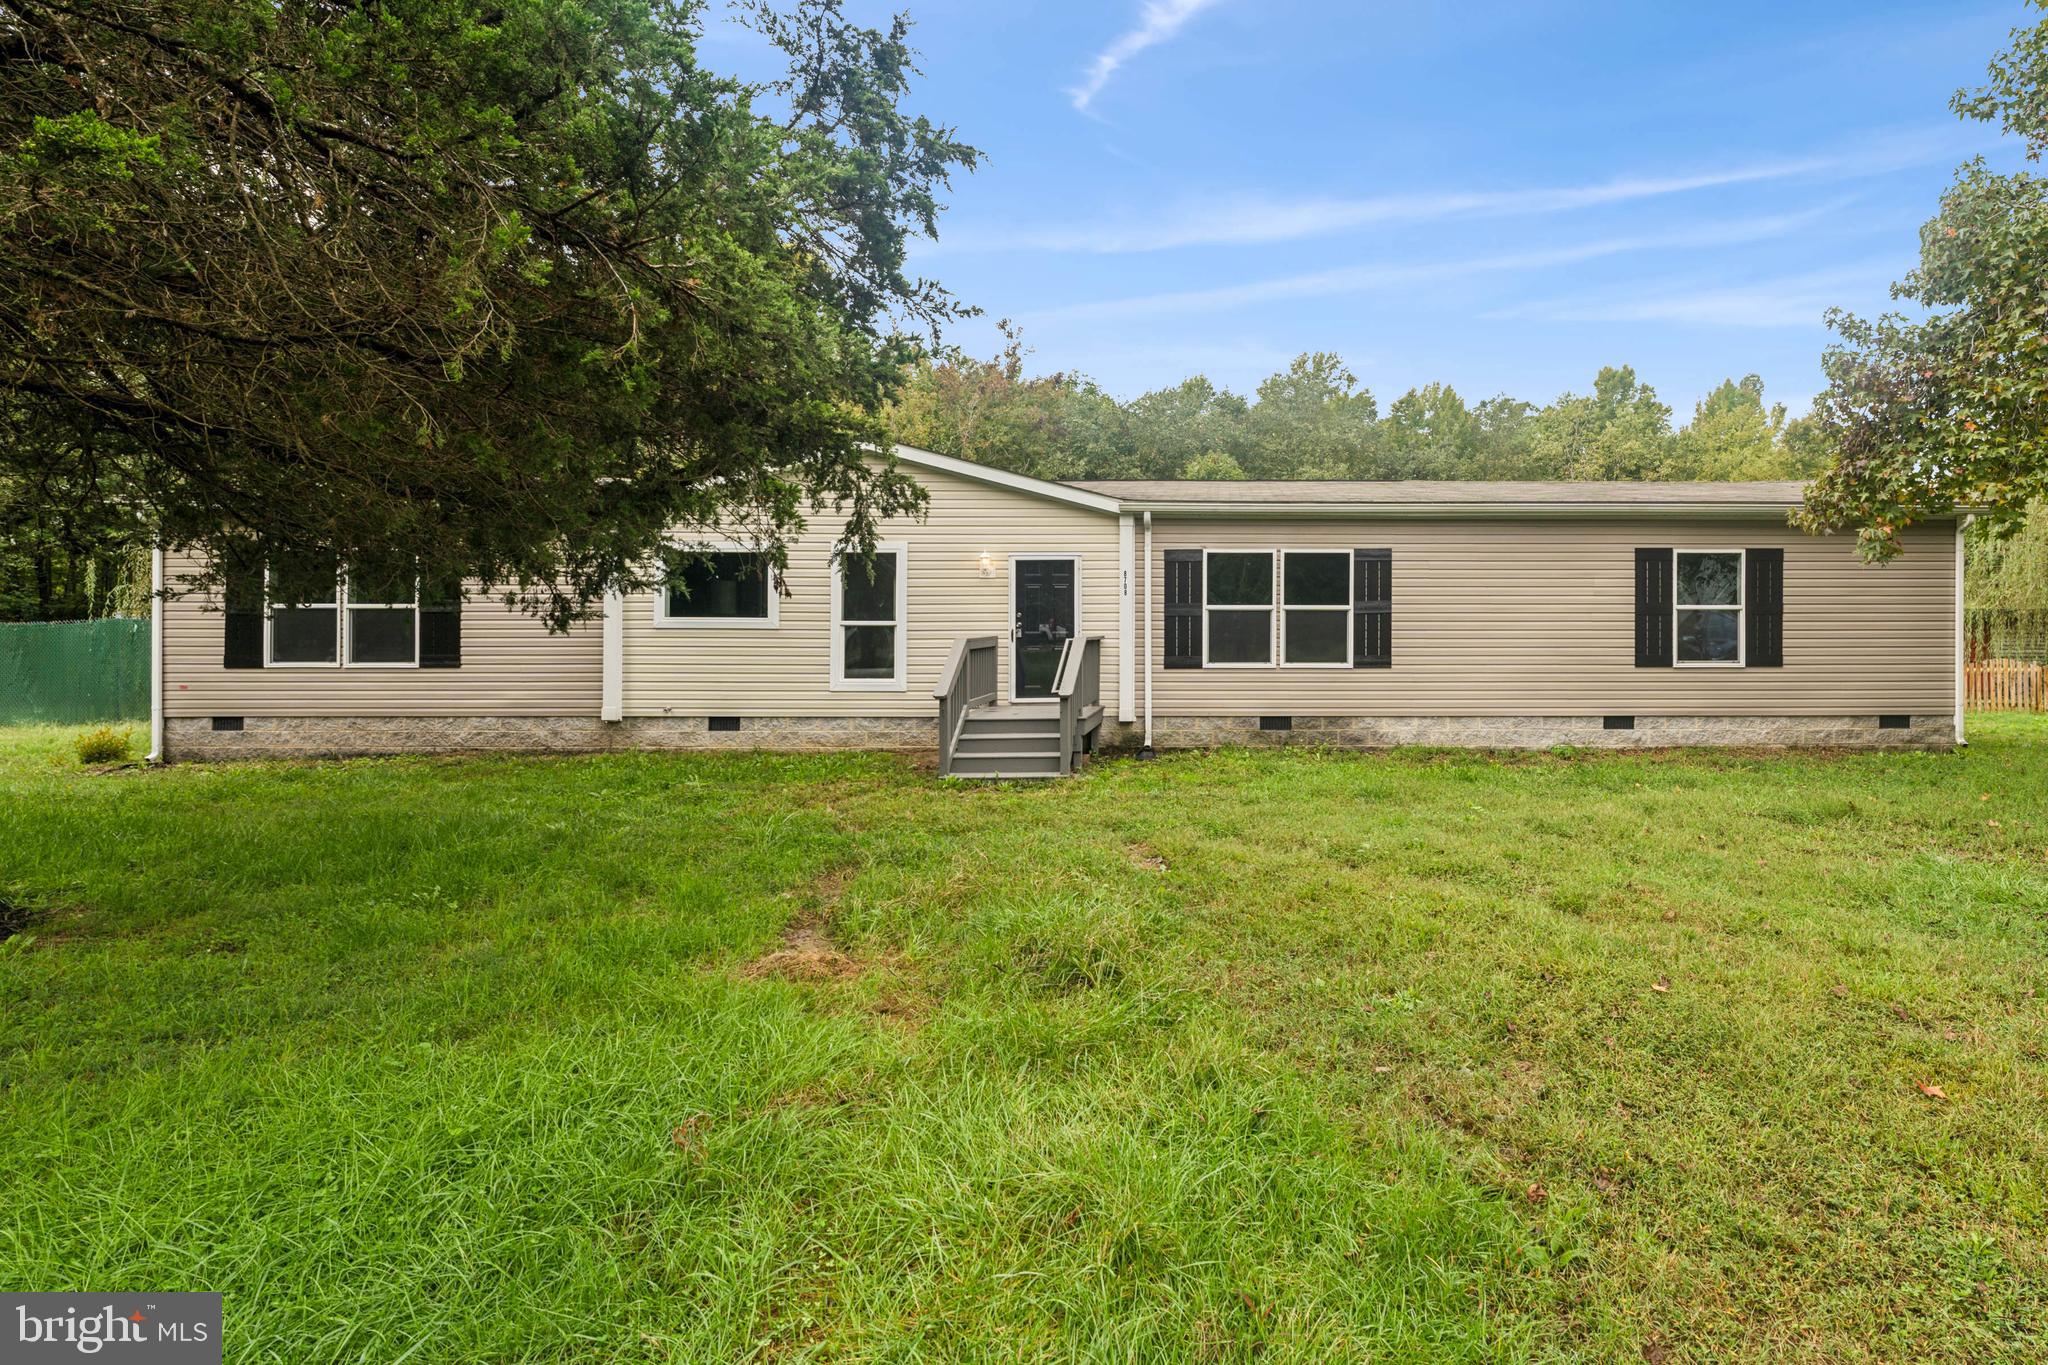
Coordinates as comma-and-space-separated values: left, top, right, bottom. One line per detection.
263, 566, 421, 669
1202, 548, 1276, 669
262, 565, 339, 668
653, 540, 781, 630
1006, 553, 1083, 702
1674, 548, 1744, 669
830, 539, 908, 691
343, 577, 422, 670
1279, 548, 1353, 668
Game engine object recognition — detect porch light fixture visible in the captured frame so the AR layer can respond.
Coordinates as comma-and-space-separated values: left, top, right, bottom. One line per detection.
978, 550, 994, 578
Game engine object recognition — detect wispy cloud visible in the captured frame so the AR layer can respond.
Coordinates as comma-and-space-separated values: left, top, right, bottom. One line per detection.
937, 126, 1970, 255
1486, 262, 1908, 330
1026, 208, 1837, 323
1070, 0, 1227, 113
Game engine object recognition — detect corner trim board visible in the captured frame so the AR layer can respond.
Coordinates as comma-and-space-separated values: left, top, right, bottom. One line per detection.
1118, 515, 1135, 722
148, 544, 165, 761
601, 590, 624, 722
1956, 515, 1968, 746
1142, 511, 1154, 751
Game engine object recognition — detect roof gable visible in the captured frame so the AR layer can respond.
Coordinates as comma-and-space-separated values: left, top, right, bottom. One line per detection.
889, 445, 1121, 514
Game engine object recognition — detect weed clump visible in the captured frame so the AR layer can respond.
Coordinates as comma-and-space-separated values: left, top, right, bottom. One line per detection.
74, 726, 134, 765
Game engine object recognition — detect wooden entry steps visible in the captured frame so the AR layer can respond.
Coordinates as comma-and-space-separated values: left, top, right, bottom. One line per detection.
934, 636, 1105, 779
948, 701, 1103, 779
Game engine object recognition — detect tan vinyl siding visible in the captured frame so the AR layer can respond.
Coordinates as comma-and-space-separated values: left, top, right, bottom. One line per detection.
623, 464, 1121, 716
1147, 517, 1956, 716
162, 551, 601, 717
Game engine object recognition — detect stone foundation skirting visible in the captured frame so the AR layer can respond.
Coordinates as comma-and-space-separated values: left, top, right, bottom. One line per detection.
1123, 714, 1957, 751
166, 712, 1956, 761
163, 714, 936, 761
615, 716, 934, 752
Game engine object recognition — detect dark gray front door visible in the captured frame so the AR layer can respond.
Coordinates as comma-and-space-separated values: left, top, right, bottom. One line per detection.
1012, 558, 1077, 699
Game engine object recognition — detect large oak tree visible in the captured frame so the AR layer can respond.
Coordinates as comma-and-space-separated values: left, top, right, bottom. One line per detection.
0, 0, 975, 623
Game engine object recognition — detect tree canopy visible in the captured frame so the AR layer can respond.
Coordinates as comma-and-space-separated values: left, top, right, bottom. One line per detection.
880, 336, 1825, 486
0, 0, 975, 624
1968, 501, 2048, 660
1798, 1, 2048, 557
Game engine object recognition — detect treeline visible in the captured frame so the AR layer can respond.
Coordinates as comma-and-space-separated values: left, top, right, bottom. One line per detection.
0, 465, 151, 622
882, 331, 1827, 484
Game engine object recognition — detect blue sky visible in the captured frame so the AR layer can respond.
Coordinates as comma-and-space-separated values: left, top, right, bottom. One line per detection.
714, 1, 2034, 417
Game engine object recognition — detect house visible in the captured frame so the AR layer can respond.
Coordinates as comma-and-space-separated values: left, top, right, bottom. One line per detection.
149, 446, 1966, 774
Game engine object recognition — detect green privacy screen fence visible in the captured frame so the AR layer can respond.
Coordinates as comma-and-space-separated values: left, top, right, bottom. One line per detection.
0, 619, 150, 723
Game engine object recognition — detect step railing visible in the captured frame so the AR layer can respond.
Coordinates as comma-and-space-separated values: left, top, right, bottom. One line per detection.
933, 635, 999, 775
1052, 634, 1103, 775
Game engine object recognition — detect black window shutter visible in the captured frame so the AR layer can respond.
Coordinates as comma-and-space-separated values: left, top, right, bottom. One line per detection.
1745, 548, 1783, 668
1163, 549, 1202, 669
1635, 548, 1673, 668
1353, 549, 1391, 668
222, 552, 265, 669
419, 575, 463, 669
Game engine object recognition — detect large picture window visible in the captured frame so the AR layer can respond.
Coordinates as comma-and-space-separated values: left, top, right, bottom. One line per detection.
832, 542, 907, 690
1204, 551, 1274, 666
1675, 550, 1743, 665
659, 550, 777, 627
1281, 551, 1351, 665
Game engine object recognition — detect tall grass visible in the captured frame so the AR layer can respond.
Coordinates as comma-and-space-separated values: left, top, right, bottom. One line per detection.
2, 720, 2044, 1361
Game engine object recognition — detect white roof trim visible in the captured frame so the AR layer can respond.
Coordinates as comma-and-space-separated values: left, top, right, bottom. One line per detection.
887, 445, 1122, 514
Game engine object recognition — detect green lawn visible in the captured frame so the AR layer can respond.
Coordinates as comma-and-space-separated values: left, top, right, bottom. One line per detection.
2, 721, 2045, 1363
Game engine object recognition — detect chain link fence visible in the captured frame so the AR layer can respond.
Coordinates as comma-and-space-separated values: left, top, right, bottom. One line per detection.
0, 619, 150, 724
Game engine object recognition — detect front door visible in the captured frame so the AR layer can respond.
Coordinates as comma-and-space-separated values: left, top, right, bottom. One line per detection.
1012, 557, 1077, 699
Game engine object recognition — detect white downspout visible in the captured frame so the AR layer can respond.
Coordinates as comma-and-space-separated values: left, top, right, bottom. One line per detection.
1956, 515, 1969, 747
1142, 510, 1154, 757
601, 589, 624, 723
1117, 514, 1135, 724
147, 544, 164, 763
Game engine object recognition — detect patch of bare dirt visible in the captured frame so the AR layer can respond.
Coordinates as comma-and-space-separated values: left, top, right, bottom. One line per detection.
806, 866, 852, 905
864, 985, 931, 1032
744, 913, 864, 981
744, 868, 937, 1034
1129, 843, 1168, 872
746, 865, 864, 981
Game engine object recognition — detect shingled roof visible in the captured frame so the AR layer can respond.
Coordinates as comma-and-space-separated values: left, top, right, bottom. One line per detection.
1065, 479, 1811, 508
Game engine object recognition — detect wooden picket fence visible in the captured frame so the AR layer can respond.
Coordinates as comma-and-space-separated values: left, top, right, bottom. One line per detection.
1965, 659, 2046, 712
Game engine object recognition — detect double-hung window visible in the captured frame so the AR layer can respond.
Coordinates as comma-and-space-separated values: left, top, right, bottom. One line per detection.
659, 550, 777, 627
1675, 550, 1743, 666
1280, 551, 1351, 665
345, 560, 421, 666
266, 553, 341, 666
832, 541, 907, 689
1204, 551, 1274, 666
263, 553, 419, 667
